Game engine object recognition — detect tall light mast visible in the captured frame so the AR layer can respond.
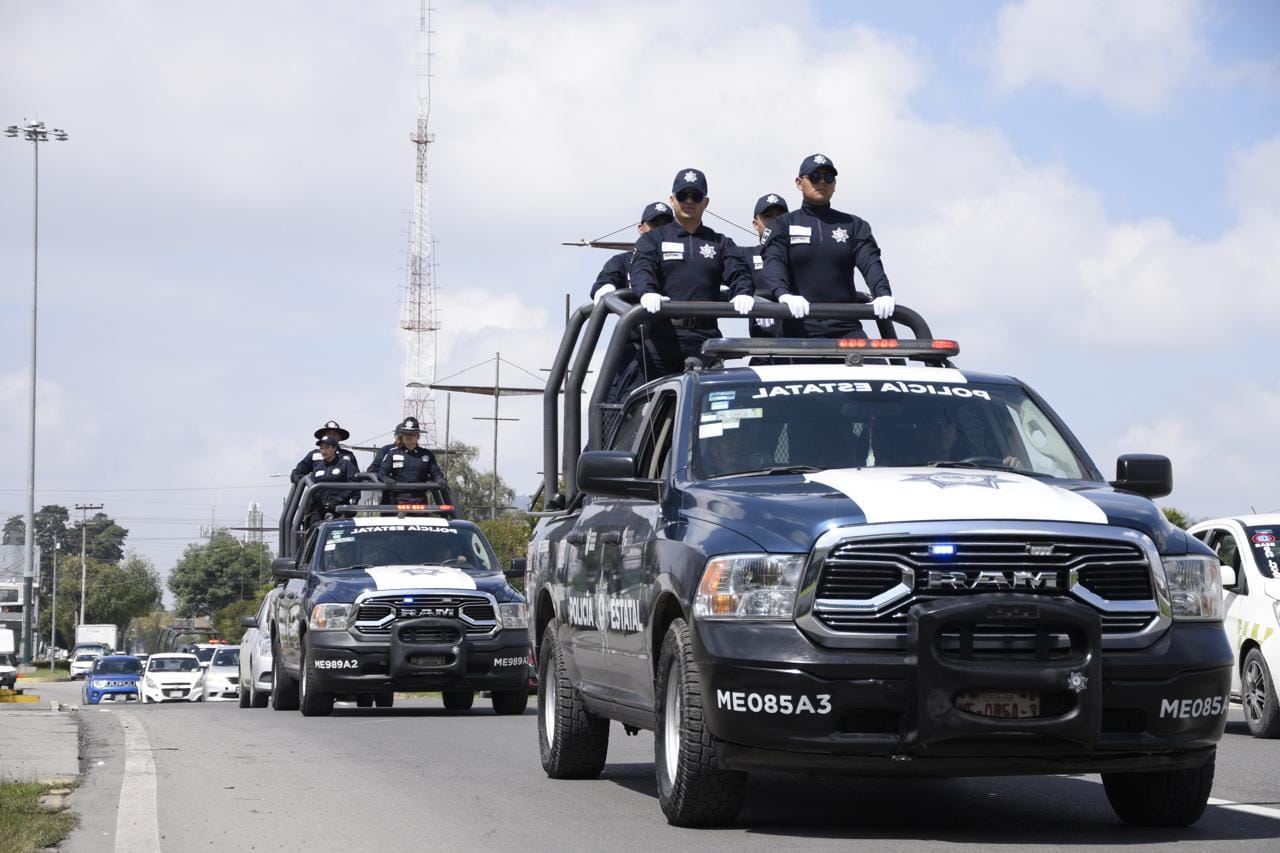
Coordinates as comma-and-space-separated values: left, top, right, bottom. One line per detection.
401, 0, 440, 440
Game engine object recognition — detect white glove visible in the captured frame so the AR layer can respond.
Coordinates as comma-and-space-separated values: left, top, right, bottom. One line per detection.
779, 294, 810, 319
640, 293, 669, 313
592, 284, 616, 304
872, 295, 895, 319
731, 294, 754, 315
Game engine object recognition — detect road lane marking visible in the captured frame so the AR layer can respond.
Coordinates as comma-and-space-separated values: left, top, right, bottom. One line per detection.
114, 712, 162, 853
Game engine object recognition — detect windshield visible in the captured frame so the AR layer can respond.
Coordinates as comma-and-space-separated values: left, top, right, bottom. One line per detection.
149, 657, 200, 673
211, 648, 240, 667
693, 378, 1089, 480
319, 524, 497, 573
1246, 525, 1279, 578
193, 647, 217, 662
93, 658, 143, 676
74, 654, 98, 663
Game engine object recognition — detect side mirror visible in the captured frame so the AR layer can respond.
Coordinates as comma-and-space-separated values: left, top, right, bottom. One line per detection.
505, 557, 527, 582
577, 451, 662, 501
240, 616, 258, 629
271, 557, 306, 581
1221, 566, 1237, 590
1111, 453, 1172, 499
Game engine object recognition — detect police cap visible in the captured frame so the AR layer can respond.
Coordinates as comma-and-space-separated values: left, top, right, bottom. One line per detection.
313, 420, 351, 441
394, 417, 421, 435
798, 153, 838, 178
641, 201, 673, 225
753, 193, 789, 218
671, 168, 708, 196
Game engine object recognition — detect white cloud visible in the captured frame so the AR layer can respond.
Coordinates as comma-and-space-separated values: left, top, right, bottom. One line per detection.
988, 0, 1207, 112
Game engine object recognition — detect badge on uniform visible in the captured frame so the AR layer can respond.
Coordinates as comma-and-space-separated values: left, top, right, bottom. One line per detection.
752, 255, 764, 270
392, 454, 404, 469
789, 224, 812, 245
661, 241, 684, 261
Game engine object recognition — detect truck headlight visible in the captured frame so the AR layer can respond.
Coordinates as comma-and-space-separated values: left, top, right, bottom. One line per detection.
497, 603, 528, 629
695, 554, 806, 620
309, 603, 355, 631
1162, 555, 1224, 621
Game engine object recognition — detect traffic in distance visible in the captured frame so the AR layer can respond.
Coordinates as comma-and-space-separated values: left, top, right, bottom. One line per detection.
57, 158, 1268, 837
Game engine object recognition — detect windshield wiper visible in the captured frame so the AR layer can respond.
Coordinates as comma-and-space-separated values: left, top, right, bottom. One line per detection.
926, 460, 1052, 478
711, 464, 824, 479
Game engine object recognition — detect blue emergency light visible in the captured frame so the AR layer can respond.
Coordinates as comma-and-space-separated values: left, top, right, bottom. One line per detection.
930, 543, 957, 557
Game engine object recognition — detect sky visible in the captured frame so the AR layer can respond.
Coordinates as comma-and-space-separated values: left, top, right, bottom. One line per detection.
0, 0, 1276, 592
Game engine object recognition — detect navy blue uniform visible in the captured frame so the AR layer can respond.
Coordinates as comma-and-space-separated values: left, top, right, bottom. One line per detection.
292, 447, 359, 484
591, 252, 632, 298
761, 203, 891, 338
628, 221, 753, 376
303, 455, 360, 518
377, 445, 445, 501
740, 243, 775, 339
367, 443, 399, 474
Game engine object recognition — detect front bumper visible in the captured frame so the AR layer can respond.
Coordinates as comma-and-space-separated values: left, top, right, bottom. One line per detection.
84, 684, 139, 704
203, 684, 240, 701
695, 596, 1232, 775
306, 622, 531, 692
143, 683, 202, 702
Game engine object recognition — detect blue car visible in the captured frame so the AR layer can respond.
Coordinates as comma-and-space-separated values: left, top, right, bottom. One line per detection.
82, 655, 143, 705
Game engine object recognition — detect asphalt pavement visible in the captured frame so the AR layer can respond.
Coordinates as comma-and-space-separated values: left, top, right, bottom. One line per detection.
29, 680, 1280, 852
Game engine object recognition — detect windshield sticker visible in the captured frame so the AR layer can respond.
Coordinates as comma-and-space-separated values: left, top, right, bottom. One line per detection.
719, 407, 763, 421
749, 381, 990, 400
708, 391, 735, 402
710, 401, 730, 411
324, 543, 337, 551
350, 525, 457, 535
700, 412, 720, 423
699, 423, 725, 439
1253, 532, 1276, 546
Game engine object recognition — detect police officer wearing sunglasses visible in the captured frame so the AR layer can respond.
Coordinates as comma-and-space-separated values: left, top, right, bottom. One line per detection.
761, 154, 895, 338
628, 168, 755, 378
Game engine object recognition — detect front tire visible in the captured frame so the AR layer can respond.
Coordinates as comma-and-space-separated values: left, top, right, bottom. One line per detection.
491, 688, 528, 716
298, 646, 335, 717
537, 627, 608, 779
1241, 648, 1280, 738
442, 690, 474, 711
238, 685, 251, 708
1102, 752, 1216, 827
374, 692, 394, 708
654, 618, 747, 827
270, 642, 299, 711
356, 694, 374, 709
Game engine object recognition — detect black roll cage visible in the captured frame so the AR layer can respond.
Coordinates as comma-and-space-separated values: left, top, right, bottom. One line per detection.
278, 474, 455, 559
541, 291, 936, 509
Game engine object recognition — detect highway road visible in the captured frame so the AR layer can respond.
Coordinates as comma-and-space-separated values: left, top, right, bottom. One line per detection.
35, 680, 1280, 852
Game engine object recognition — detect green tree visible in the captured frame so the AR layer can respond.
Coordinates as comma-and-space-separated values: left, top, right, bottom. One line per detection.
478, 517, 531, 577
73, 512, 129, 564
41, 552, 162, 644
3, 505, 75, 589
442, 441, 516, 519
212, 583, 273, 641
1162, 507, 1192, 530
168, 532, 273, 616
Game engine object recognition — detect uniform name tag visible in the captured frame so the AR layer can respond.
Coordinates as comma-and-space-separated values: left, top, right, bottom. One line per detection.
661, 241, 684, 261
392, 453, 404, 470
789, 224, 811, 245
311, 452, 323, 460
752, 255, 763, 270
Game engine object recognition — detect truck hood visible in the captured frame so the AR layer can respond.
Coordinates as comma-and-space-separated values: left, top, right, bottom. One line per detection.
682, 466, 1185, 553
311, 564, 523, 604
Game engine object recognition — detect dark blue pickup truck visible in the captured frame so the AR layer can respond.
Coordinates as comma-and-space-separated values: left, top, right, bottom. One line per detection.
526, 296, 1231, 827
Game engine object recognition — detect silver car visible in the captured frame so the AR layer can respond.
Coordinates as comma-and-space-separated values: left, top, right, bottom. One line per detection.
238, 589, 276, 708
200, 646, 241, 701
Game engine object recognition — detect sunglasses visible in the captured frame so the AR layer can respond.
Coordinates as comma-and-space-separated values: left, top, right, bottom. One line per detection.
805, 171, 837, 185
675, 190, 705, 203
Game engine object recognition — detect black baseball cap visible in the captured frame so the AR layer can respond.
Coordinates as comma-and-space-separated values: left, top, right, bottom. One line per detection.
798, 153, 838, 177
641, 201, 673, 224
672, 168, 708, 196
753, 193, 789, 218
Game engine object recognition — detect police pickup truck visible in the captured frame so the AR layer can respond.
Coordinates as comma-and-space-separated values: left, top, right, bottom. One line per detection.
526, 294, 1231, 827
268, 474, 530, 716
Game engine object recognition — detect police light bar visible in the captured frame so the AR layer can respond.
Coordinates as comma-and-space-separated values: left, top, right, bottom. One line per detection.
332, 504, 455, 517
702, 337, 959, 363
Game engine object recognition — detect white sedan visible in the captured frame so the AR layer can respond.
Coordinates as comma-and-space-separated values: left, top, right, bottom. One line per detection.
200, 646, 242, 701
1190, 513, 1280, 737
140, 653, 205, 704
69, 652, 101, 680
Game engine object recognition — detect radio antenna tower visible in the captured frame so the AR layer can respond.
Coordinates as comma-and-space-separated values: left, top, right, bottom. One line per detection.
401, 0, 440, 440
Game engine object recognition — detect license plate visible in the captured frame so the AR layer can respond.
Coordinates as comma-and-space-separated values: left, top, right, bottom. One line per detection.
955, 690, 1041, 718
408, 654, 448, 667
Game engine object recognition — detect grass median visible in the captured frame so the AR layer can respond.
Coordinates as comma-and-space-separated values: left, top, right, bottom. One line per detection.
0, 782, 77, 853
15, 662, 71, 683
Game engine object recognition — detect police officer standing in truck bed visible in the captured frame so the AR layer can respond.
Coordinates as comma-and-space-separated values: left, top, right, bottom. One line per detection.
590, 201, 674, 302
761, 154, 895, 339
627, 168, 755, 378
743, 193, 789, 338
376, 417, 445, 502
291, 420, 359, 483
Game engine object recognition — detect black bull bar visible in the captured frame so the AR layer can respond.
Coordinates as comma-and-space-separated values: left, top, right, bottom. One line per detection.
541, 291, 935, 507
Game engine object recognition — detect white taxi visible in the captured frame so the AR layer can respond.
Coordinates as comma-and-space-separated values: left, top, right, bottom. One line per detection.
1189, 513, 1280, 737
140, 653, 205, 704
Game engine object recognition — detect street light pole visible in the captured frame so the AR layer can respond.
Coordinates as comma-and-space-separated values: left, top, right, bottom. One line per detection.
5, 119, 69, 664
48, 541, 59, 663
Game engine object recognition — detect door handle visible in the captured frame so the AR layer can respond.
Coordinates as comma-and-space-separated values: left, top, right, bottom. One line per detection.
601, 531, 622, 546
564, 532, 585, 546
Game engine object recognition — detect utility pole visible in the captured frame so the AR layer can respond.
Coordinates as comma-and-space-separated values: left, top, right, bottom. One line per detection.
5, 119, 69, 663
48, 541, 59, 662
75, 503, 103, 626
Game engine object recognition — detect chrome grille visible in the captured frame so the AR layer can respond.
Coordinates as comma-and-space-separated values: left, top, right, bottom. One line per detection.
353, 592, 496, 636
